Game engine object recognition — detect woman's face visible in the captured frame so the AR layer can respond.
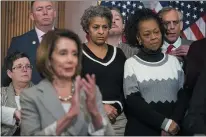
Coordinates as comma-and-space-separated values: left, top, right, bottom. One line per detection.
50, 37, 78, 80
87, 16, 110, 46
137, 19, 162, 50
7, 57, 32, 83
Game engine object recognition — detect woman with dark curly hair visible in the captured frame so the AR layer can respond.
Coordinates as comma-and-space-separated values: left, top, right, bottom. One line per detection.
123, 8, 187, 136
81, 6, 127, 135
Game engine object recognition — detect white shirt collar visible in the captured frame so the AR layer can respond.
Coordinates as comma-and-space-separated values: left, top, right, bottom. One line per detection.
35, 26, 54, 42
163, 37, 181, 48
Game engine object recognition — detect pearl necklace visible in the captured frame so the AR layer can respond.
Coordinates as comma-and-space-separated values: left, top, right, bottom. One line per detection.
58, 82, 75, 102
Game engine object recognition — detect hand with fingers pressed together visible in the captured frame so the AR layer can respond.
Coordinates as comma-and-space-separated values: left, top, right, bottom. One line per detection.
81, 74, 99, 115
67, 76, 83, 118
169, 45, 190, 57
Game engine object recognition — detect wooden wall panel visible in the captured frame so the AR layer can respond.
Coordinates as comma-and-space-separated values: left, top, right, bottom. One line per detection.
1, 1, 65, 66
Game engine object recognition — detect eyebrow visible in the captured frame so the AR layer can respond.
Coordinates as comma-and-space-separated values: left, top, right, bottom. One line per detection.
36, 5, 52, 9
114, 14, 121, 17
14, 63, 30, 66
143, 28, 159, 32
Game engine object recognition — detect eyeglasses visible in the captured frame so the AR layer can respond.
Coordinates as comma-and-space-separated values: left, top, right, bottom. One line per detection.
163, 20, 182, 27
12, 64, 33, 71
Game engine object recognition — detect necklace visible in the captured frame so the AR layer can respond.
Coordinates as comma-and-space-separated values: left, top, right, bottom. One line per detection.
58, 82, 75, 102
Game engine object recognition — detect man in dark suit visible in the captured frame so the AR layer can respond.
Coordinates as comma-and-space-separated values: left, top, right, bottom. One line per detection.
179, 38, 206, 135
183, 63, 206, 135
158, 7, 193, 68
184, 38, 206, 95
2, 1, 56, 86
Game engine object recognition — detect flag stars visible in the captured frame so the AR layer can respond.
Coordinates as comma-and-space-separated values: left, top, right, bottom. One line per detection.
122, 12, 126, 16
127, 1, 131, 5
122, 4, 127, 9
185, 21, 189, 25
181, 2, 184, 6
187, 4, 191, 9
193, 7, 197, 11
138, 5, 143, 9
133, 3, 136, 8
186, 12, 190, 17
117, 3, 121, 7
200, 1, 203, 4
175, 1, 179, 3
200, 8, 204, 12
193, 14, 197, 19
111, 1, 115, 5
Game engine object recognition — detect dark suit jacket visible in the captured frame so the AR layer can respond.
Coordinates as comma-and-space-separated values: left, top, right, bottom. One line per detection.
2, 29, 41, 86
183, 65, 206, 135
180, 38, 206, 135
184, 38, 206, 95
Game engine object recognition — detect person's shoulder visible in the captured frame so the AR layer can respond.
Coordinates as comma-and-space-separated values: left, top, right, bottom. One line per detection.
21, 85, 37, 97
167, 54, 178, 62
191, 38, 206, 47
167, 54, 182, 69
181, 38, 193, 45
125, 55, 137, 65
20, 82, 41, 101
12, 29, 36, 40
1, 86, 8, 94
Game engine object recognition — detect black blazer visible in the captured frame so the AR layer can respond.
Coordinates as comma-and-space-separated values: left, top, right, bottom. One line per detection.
2, 29, 41, 86
184, 38, 206, 94
183, 65, 206, 135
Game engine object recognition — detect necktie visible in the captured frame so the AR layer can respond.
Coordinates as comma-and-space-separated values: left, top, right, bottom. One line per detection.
40, 34, 45, 42
166, 45, 174, 54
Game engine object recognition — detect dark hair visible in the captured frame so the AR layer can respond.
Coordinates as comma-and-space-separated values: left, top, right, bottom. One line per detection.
6, 51, 30, 71
125, 8, 165, 47
36, 29, 82, 81
81, 6, 113, 33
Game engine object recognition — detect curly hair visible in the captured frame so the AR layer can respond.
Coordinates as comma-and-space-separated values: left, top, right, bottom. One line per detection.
124, 8, 165, 47
80, 6, 112, 33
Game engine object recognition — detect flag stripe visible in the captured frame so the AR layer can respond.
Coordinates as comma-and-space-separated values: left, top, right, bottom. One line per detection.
181, 32, 187, 39
183, 27, 197, 40
100, 1, 206, 41
154, 2, 163, 13
190, 22, 204, 40
152, 1, 206, 41
196, 17, 206, 37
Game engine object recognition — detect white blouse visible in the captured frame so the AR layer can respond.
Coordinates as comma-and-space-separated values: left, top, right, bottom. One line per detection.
1, 95, 20, 126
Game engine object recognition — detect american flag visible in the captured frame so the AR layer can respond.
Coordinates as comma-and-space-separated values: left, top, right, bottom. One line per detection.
99, 1, 145, 24
99, 1, 206, 41
152, 1, 206, 40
